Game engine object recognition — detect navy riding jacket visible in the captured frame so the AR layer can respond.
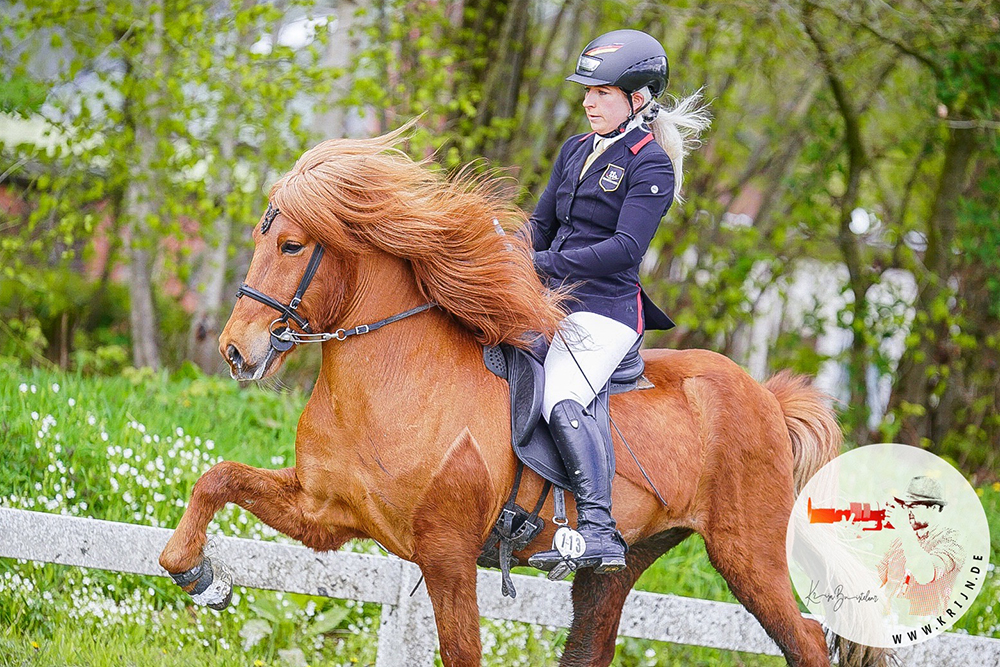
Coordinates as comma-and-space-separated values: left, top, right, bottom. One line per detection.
528, 126, 676, 332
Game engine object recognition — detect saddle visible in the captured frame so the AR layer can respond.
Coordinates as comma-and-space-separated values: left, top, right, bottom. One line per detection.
477, 336, 653, 596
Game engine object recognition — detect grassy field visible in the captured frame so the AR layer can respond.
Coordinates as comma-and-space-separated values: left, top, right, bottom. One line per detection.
1, 364, 997, 666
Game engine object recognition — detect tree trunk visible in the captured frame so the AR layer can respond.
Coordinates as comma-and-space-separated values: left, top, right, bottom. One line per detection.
188, 200, 232, 373
126, 219, 161, 369
802, 4, 873, 445
188, 0, 259, 373
314, 0, 361, 138
123, 2, 165, 370
887, 123, 978, 448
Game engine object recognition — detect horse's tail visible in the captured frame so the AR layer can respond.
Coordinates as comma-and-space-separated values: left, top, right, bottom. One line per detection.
764, 370, 840, 495
765, 371, 901, 667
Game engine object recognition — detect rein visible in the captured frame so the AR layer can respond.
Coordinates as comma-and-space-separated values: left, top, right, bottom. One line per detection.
236, 203, 436, 353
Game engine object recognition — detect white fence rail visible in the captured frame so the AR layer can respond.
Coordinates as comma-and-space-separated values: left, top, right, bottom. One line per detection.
0, 508, 995, 665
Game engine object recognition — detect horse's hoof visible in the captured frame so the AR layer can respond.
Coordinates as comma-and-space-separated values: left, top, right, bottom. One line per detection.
169, 556, 234, 610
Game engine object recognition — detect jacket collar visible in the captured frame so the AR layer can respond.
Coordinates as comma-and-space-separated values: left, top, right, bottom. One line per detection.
578, 126, 650, 182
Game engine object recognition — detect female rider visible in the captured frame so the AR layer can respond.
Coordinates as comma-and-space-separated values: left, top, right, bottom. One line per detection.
525, 29, 709, 574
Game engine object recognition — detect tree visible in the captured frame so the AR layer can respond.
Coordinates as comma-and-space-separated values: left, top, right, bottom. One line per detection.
1, 0, 332, 371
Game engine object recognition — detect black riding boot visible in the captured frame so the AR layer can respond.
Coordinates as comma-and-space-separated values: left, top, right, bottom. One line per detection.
528, 399, 627, 573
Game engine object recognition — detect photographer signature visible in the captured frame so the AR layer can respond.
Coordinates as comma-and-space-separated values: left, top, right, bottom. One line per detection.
806, 580, 880, 612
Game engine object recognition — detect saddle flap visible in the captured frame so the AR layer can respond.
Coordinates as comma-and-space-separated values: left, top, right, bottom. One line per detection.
503, 345, 545, 450
483, 340, 649, 491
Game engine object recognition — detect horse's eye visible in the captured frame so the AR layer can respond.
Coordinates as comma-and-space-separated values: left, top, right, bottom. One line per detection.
281, 241, 304, 255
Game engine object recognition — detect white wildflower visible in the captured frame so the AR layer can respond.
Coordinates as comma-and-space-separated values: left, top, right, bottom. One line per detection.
239, 619, 272, 651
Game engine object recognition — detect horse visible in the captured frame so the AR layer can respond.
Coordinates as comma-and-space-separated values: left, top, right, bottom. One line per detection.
158, 127, 892, 667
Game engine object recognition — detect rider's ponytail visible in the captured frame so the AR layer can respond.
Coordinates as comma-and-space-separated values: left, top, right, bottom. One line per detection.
642, 89, 711, 203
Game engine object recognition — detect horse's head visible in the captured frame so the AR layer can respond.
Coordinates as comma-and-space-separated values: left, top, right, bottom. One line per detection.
220, 127, 567, 381
219, 204, 350, 381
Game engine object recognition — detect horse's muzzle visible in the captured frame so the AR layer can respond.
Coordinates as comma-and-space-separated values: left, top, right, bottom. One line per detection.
224, 342, 272, 381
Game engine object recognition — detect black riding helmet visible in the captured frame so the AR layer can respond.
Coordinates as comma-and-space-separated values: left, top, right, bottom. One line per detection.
567, 29, 669, 98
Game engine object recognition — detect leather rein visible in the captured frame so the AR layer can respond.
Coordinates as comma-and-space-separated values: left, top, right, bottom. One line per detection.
236, 203, 436, 353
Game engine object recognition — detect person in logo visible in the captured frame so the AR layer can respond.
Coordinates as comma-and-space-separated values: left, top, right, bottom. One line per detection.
878, 476, 965, 617
524, 29, 710, 573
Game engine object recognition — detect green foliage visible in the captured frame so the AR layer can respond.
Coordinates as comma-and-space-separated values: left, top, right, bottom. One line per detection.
0, 75, 47, 114
957, 139, 1000, 319
0, 267, 129, 368
0, 0, 334, 367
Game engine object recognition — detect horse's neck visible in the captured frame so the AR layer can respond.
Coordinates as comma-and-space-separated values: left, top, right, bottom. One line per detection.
336, 252, 423, 327
297, 253, 508, 555
313, 252, 484, 425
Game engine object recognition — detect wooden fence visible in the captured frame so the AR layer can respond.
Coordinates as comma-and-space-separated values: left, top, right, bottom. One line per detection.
0, 508, 995, 665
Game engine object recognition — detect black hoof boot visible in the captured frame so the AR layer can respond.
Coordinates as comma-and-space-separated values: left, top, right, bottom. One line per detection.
169, 556, 234, 610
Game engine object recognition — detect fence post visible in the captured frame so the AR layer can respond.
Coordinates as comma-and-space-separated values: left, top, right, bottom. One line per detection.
375, 559, 438, 667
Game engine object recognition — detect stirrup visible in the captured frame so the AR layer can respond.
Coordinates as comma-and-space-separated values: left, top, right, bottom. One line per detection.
528, 548, 625, 578
528, 527, 627, 577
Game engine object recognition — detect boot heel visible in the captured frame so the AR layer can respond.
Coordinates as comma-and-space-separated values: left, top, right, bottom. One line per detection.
594, 556, 626, 574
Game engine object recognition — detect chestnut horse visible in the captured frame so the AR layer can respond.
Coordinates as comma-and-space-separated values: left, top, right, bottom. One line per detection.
159, 129, 887, 666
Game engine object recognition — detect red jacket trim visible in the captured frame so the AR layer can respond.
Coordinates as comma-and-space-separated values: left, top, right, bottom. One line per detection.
629, 132, 654, 154
635, 284, 644, 334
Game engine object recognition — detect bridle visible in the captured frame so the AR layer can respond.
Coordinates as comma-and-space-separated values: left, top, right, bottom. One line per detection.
235, 203, 436, 353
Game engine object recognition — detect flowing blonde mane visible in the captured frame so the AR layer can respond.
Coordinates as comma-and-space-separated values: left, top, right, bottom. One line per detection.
268, 125, 566, 347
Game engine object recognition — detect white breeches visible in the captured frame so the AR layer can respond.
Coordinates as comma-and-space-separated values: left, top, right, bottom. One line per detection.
541, 311, 640, 421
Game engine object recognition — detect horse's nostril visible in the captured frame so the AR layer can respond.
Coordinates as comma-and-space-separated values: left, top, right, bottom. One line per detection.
226, 344, 244, 368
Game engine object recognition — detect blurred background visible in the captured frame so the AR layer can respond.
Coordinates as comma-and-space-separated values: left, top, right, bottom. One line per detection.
1, 2, 999, 664
1, 0, 997, 474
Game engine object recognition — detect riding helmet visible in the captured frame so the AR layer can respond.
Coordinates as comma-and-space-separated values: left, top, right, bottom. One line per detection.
566, 29, 669, 98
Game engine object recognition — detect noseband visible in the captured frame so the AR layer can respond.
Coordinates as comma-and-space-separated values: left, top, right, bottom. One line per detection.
236, 203, 435, 353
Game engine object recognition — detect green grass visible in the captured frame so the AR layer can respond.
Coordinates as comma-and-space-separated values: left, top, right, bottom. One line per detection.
1, 363, 997, 666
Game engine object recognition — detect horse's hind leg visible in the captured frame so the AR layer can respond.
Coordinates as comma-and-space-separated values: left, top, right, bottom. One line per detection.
159, 461, 346, 608
561, 527, 693, 667
702, 527, 829, 666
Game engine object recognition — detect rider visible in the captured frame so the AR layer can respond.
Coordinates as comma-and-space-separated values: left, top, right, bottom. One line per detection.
525, 29, 709, 573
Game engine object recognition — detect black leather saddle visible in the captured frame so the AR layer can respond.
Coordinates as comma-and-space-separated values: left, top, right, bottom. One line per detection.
483, 335, 652, 489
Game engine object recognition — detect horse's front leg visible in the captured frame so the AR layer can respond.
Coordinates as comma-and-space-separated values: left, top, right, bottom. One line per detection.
159, 461, 348, 608
409, 427, 504, 665
418, 556, 482, 667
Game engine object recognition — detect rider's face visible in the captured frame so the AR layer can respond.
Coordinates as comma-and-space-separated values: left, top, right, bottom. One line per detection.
582, 86, 632, 135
